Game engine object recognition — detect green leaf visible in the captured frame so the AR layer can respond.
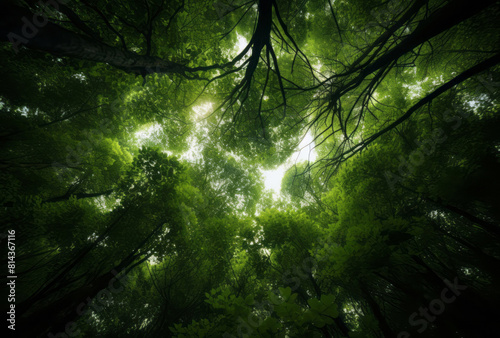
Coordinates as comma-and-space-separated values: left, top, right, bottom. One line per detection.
279, 286, 292, 300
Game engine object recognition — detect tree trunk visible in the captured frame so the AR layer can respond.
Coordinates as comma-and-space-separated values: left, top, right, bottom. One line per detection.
42, 189, 113, 203
361, 0, 497, 79
0, 3, 216, 76
17, 267, 129, 337
360, 286, 395, 338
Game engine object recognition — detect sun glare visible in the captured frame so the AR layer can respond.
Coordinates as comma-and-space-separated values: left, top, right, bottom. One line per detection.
134, 123, 162, 145
236, 34, 248, 54
261, 132, 317, 197
192, 101, 213, 120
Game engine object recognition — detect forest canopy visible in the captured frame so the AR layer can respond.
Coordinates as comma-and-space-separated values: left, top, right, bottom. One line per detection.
1, 0, 499, 337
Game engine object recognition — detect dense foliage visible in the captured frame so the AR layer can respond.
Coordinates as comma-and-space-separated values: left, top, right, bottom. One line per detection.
1, 0, 499, 337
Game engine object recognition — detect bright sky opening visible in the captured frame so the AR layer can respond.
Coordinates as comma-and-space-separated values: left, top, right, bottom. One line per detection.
261, 132, 317, 196
236, 34, 248, 54
134, 123, 162, 145
134, 101, 317, 199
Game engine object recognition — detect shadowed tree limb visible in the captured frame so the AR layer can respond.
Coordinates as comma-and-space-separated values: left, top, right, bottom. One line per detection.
316, 53, 500, 174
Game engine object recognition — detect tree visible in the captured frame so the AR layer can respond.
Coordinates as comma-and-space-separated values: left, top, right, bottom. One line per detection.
1, 0, 499, 337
